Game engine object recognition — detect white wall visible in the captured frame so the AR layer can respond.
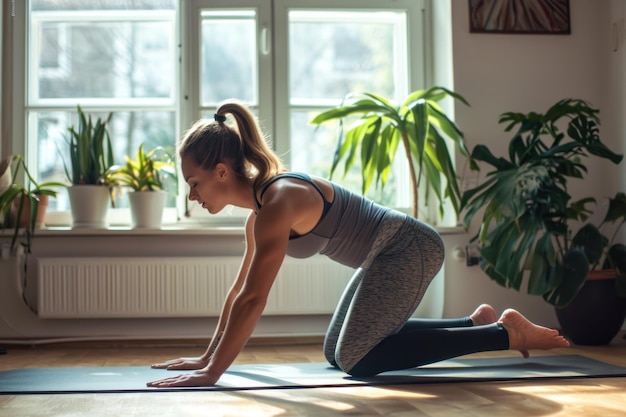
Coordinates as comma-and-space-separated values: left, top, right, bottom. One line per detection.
1, 0, 625, 341
604, 1, 626, 195
443, 0, 626, 327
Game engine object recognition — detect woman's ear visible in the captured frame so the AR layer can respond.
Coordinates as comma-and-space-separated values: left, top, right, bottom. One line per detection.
215, 163, 229, 181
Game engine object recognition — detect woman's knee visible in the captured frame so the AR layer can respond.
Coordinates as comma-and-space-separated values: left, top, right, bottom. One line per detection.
336, 351, 378, 378
418, 222, 445, 273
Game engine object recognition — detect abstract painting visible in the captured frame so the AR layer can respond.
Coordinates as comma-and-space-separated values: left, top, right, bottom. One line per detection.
469, 0, 571, 34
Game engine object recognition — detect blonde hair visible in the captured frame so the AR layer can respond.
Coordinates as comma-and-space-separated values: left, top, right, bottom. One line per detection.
178, 99, 285, 191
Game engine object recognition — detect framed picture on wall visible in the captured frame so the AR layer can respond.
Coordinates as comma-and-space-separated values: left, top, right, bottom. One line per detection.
469, 0, 571, 34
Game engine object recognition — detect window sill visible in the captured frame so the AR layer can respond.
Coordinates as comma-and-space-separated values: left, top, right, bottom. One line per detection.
30, 223, 466, 237
34, 224, 246, 237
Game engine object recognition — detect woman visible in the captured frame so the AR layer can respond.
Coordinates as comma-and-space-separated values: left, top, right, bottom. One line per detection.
147, 100, 569, 388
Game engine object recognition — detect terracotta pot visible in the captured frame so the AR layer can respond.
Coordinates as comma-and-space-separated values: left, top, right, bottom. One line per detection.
555, 270, 626, 345
13, 194, 49, 228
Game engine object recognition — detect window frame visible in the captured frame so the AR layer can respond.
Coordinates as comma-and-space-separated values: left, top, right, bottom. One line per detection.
12, 1, 181, 226
272, 0, 426, 163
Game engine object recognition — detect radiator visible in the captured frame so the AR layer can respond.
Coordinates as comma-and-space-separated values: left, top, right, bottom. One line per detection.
37, 256, 354, 318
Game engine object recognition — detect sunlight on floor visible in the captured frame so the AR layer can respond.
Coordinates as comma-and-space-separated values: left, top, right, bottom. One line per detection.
501, 382, 626, 416
324, 385, 436, 400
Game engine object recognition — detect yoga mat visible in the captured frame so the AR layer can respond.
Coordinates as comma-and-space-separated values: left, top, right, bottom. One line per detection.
0, 355, 624, 394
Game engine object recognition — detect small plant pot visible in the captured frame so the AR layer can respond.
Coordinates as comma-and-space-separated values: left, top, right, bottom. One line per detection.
68, 185, 111, 229
12, 194, 49, 228
555, 270, 626, 345
0, 158, 11, 195
128, 191, 166, 229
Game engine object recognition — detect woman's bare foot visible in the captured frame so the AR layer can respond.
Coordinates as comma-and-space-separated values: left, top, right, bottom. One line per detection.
470, 304, 498, 326
498, 308, 570, 359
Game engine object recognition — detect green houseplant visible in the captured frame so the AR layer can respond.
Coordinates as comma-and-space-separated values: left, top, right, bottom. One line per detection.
310, 86, 471, 218
108, 144, 175, 192
60, 106, 116, 228
63, 106, 115, 186
0, 155, 65, 252
108, 144, 176, 228
460, 98, 626, 344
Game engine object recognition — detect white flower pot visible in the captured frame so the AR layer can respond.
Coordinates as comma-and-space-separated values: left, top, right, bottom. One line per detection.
0, 158, 12, 196
68, 185, 111, 229
128, 191, 166, 229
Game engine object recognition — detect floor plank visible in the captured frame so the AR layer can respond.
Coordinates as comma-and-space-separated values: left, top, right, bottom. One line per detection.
1, 334, 625, 417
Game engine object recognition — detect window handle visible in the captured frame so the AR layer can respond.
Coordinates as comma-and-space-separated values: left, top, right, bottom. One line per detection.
261, 27, 271, 55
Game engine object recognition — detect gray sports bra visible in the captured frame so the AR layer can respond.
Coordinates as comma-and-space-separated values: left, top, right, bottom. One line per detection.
254, 173, 389, 268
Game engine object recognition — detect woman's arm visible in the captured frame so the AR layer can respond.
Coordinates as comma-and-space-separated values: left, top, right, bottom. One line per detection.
150, 211, 257, 371
147, 199, 293, 387
147, 178, 322, 387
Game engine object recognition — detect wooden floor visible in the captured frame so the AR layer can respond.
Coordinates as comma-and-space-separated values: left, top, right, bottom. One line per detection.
1, 334, 626, 417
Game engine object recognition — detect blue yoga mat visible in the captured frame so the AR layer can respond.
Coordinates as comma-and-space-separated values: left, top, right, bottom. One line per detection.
0, 355, 624, 394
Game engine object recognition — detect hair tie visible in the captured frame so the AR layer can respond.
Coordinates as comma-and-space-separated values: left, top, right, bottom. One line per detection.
214, 113, 226, 123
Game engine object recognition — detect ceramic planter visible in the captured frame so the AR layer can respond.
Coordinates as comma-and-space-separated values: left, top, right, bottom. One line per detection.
12, 194, 49, 228
555, 270, 626, 345
128, 190, 166, 229
0, 158, 11, 196
68, 185, 111, 229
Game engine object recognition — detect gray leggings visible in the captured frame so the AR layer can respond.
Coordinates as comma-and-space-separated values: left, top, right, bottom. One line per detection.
323, 213, 509, 376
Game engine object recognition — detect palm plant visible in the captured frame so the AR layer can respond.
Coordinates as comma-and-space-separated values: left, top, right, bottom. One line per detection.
461, 98, 625, 307
310, 86, 471, 218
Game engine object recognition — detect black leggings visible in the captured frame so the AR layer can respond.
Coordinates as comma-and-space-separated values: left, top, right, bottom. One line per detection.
348, 318, 509, 377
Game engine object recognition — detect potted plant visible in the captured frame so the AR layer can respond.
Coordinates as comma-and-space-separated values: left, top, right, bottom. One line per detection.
460, 98, 626, 345
60, 105, 116, 229
107, 144, 176, 228
309, 86, 471, 219
0, 155, 65, 252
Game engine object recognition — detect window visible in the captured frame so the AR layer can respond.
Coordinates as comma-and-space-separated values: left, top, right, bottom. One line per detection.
18, 0, 178, 225
9, 0, 427, 226
278, 6, 421, 209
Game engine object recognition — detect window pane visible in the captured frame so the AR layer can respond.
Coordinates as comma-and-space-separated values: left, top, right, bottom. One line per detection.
290, 111, 406, 208
31, 110, 178, 211
201, 10, 257, 105
288, 10, 410, 209
289, 11, 407, 103
26, 0, 178, 222
32, 19, 175, 101
32, 0, 176, 12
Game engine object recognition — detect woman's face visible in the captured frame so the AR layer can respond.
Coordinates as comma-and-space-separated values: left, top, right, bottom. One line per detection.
181, 156, 230, 214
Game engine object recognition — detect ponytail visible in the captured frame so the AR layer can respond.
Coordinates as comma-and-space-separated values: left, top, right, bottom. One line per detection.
178, 99, 285, 191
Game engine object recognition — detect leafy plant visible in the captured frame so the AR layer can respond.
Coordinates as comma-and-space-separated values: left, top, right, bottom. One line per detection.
310, 87, 471, 218
0, 155, 65, 252
108, 144, 176, 192
461, 98, 625, 307
61, 105, 115, 186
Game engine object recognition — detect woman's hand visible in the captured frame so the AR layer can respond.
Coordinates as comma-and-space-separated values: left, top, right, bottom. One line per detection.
151, 357, 208, 370
147, 369, 220, 388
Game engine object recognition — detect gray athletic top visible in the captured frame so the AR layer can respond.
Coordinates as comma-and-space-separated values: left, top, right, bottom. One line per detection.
254, 173, 389, 268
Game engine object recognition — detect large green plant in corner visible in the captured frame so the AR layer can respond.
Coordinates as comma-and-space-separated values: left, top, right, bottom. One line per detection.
461, 98, 626, 308
310, 87, 471, 218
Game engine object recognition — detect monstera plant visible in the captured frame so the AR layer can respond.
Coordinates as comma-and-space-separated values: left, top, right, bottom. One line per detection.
461, 98, 626, 310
